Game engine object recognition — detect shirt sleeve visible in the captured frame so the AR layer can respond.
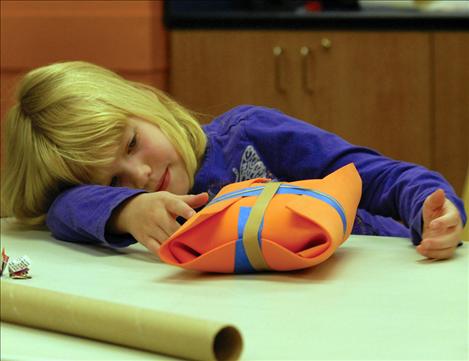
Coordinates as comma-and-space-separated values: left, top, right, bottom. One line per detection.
241, 106, 467, 245
46, 185, 146, 247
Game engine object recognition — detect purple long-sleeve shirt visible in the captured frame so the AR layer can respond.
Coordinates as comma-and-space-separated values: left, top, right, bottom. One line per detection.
46, 106, 466, 247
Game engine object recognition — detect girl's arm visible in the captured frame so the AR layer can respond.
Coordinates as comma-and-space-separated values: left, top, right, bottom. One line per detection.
46, 185, 145, 247
240, 107, 466, 250
46, 185, 208, 252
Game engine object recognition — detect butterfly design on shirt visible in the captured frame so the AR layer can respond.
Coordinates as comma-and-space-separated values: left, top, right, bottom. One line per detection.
205, 145, 276, 202
232, 145, 274, 182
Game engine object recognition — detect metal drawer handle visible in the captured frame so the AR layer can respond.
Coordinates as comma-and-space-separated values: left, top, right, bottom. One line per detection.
321, 38, 332, 49
300, 46, 313, 94
273, 46, 286, 93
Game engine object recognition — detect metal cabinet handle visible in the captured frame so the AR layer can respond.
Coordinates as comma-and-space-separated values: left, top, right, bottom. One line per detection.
321, 38, 332, 49
300, 46, 313, 94
273, 46, 286, 93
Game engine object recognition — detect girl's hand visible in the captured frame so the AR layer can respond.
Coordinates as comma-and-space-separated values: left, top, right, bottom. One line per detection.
109, 191, 209, 254
417, 189, 463, 260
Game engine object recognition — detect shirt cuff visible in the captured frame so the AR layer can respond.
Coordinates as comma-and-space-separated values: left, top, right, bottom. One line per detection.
410, 208, 424, 246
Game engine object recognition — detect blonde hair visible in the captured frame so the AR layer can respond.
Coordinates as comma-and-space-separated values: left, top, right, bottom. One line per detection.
1, 61, 207, 225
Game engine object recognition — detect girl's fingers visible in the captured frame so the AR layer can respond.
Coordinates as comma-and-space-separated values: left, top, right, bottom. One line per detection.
144, 224, 172, 245
185, 193, 209, 209
423, 189, 445, 214
166, 198, 196, 219
426, 222, 460, 241
175, 194, 209, 213
161, 193, 209, 221
160, 216, 182, 237
430, 210, 461, 230
416, 244, 455, 260
140, 236, 161, 254
420, 234, 459, 251
422, 190, 445, 225
148, 210, 182, 238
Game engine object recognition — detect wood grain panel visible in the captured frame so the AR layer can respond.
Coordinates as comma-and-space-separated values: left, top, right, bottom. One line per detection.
124, 70, 168, 92
0, 71, 22, 165
1, 0, 167, 71
170, 30, 312, 121
1, 0, 168, 165
312, 32, 432, 167
170, 30, 432, 168
433, 32, 469, 195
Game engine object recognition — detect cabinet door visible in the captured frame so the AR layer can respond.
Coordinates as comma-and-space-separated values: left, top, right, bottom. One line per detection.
309, 32, 432, 167
170, 30, 311, 122
433, 32, 469, 196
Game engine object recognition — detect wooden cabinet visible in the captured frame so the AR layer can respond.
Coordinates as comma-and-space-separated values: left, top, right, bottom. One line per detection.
170, 30, 467, 195
307, 32, 431, 168
170, 31, 309, 120
170, 31, 432, 166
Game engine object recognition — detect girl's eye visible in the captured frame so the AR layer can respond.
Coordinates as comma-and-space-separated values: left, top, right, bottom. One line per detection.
110, 176, 119, 187
127, 134, 137, 154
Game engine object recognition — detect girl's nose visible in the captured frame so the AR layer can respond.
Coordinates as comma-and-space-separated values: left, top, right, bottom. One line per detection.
122, 161, 151, 189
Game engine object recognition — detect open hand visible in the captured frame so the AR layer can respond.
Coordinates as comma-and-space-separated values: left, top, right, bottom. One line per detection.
109, 191, 209, 254
417, 189, 463, 259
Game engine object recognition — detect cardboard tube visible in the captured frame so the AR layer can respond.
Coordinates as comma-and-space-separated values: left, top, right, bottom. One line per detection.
1, 282, 242, 361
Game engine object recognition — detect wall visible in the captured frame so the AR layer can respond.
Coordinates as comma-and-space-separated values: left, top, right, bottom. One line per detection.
1, 0, 167, 159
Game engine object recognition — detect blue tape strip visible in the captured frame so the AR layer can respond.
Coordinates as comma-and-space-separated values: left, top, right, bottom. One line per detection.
210, 184, 347, 235
234, 207, 256, 273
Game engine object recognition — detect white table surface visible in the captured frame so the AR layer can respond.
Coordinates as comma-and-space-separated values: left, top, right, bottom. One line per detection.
1, 218, 468, 361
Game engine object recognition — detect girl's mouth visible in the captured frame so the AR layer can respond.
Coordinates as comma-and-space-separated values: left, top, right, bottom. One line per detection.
156, 168, 170, 192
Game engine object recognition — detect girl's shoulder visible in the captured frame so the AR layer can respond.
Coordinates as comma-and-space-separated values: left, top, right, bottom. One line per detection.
203, 105, 286, 137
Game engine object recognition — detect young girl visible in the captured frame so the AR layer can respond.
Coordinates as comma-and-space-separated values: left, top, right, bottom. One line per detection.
2, 61, 465, 260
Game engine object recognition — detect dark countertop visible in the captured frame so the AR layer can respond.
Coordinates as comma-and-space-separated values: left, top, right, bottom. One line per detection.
164, 10, 469, 31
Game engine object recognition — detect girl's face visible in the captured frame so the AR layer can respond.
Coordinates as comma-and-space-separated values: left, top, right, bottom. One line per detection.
102, 117, 190, 195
